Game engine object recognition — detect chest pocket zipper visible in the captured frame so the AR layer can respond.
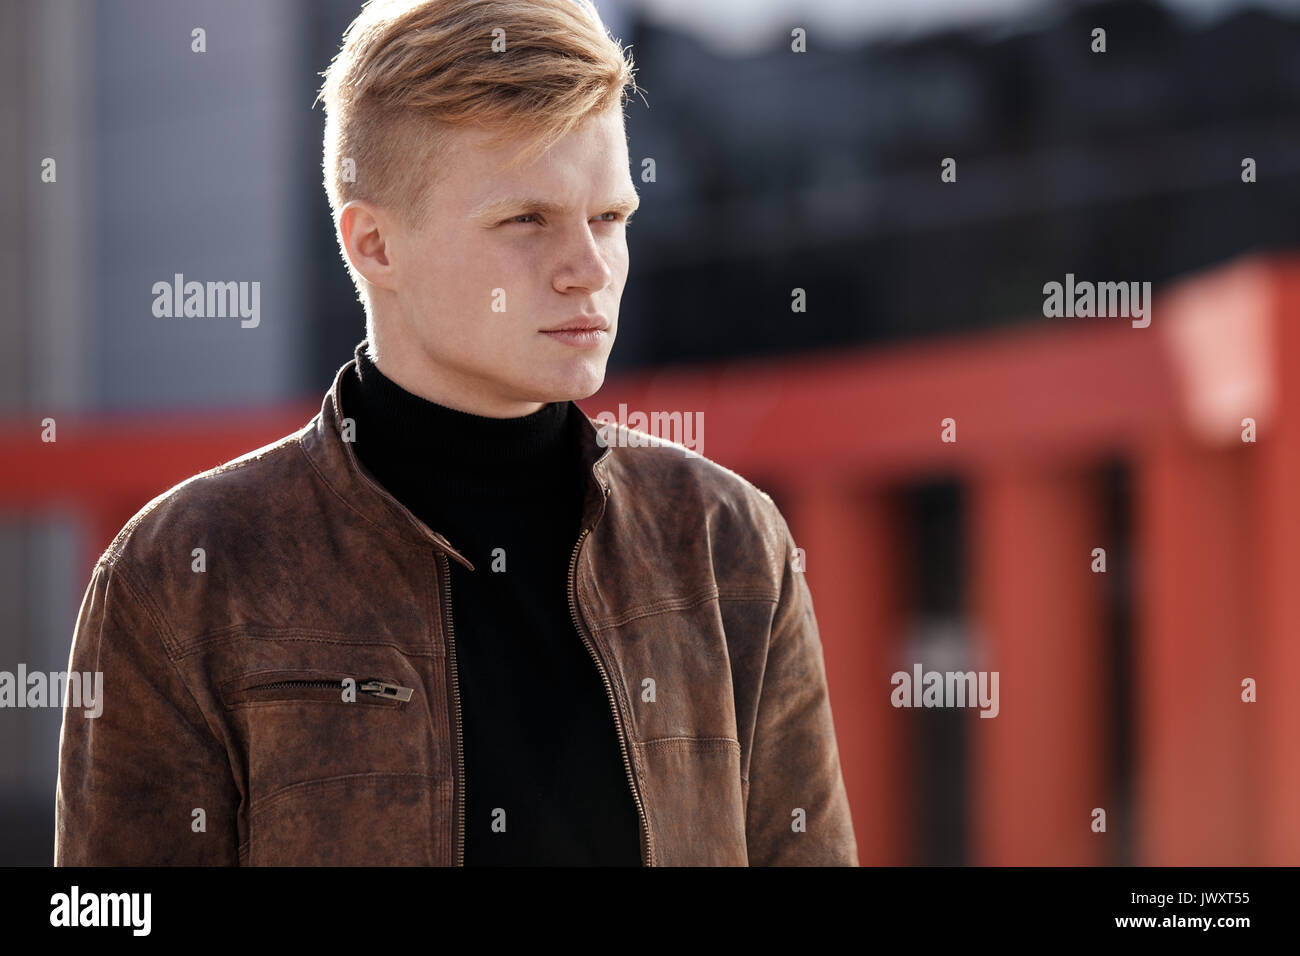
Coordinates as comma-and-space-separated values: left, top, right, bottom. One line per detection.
236, 677, 414, 702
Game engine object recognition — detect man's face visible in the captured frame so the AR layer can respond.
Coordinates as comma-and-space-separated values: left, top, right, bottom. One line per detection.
349, 107, 638, 418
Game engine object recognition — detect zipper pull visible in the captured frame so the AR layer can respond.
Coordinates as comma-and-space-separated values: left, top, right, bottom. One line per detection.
359, 680, 414, 701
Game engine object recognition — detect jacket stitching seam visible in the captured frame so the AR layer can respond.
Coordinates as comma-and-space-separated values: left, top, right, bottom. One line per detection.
172, 629, 441, 660
111, 559, 178, 656
110, 561, 244, 856
716, 587, 780, 602
638, 735, 739, 751
249, 771, 442, 818
614, 587, 718, 620
591, 586, 778, 631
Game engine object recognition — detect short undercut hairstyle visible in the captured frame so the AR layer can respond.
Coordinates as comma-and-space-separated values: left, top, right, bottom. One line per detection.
317, 0, 640, 299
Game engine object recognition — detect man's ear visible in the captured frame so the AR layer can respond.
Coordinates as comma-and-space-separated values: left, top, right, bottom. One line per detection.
339, 199, 398, 292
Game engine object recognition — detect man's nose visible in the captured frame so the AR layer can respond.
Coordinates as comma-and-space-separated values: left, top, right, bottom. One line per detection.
555, 227, 615, 293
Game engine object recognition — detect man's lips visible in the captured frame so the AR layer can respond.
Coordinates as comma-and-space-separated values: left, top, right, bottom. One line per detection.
539, 315, 610, 332
539, 320, 609, 349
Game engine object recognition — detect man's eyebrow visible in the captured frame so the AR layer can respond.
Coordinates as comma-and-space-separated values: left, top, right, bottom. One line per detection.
469, 192, 640, 222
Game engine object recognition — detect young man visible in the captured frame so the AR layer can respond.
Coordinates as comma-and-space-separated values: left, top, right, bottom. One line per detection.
54, 0, 858, 866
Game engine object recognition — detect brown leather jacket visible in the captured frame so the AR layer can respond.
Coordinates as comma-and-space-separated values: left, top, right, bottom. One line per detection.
54, 353, 858, 866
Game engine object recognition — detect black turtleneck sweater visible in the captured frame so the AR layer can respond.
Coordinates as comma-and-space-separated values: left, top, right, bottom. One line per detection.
341, 344, 642, 866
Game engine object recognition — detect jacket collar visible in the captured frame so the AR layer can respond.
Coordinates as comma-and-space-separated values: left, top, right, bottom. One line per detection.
300, 345, 613, 570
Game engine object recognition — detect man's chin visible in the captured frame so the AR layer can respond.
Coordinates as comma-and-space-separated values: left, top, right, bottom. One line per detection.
532, 382, 603, 404
521, 355, 608, 403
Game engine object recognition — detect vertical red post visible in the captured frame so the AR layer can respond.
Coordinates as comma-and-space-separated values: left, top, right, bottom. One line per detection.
968, 463, 1108, 864
1132, 441, 1257, 864
783, 476, 910, 865
1258, 259, 1300, 863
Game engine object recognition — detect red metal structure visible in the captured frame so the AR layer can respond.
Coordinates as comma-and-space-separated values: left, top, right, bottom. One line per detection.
4, 252, 1296, 865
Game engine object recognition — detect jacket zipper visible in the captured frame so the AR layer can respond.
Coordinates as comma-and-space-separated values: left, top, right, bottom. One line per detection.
438, 551, 466, 867
244, 678, 413, 701
567, 518, 655, 867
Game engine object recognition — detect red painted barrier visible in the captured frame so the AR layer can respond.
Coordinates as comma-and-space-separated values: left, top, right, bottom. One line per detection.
4, 251, 1297, 863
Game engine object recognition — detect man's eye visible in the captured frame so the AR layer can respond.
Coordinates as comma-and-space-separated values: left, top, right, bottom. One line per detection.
506, 212, 632, 226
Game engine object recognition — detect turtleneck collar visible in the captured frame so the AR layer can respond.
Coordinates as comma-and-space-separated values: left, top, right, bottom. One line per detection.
341, 340, 580, 500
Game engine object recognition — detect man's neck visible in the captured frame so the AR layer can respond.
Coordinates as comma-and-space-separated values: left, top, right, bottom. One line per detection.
343, 340, 578, 504
363, 338, 544, 419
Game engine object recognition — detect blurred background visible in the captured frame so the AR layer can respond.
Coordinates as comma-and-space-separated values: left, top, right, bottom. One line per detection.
3, 0, 1299, 865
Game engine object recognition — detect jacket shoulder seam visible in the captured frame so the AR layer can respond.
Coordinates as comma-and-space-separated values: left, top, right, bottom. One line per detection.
108, 557, 180, 657
100, 558, 234, 759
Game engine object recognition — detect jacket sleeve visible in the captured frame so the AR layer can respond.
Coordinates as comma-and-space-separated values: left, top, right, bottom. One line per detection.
744, 506, 859, 866
55, 557, 241, 865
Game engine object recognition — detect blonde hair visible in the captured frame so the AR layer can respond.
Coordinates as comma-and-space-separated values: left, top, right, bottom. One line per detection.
317, 0, 640, 296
